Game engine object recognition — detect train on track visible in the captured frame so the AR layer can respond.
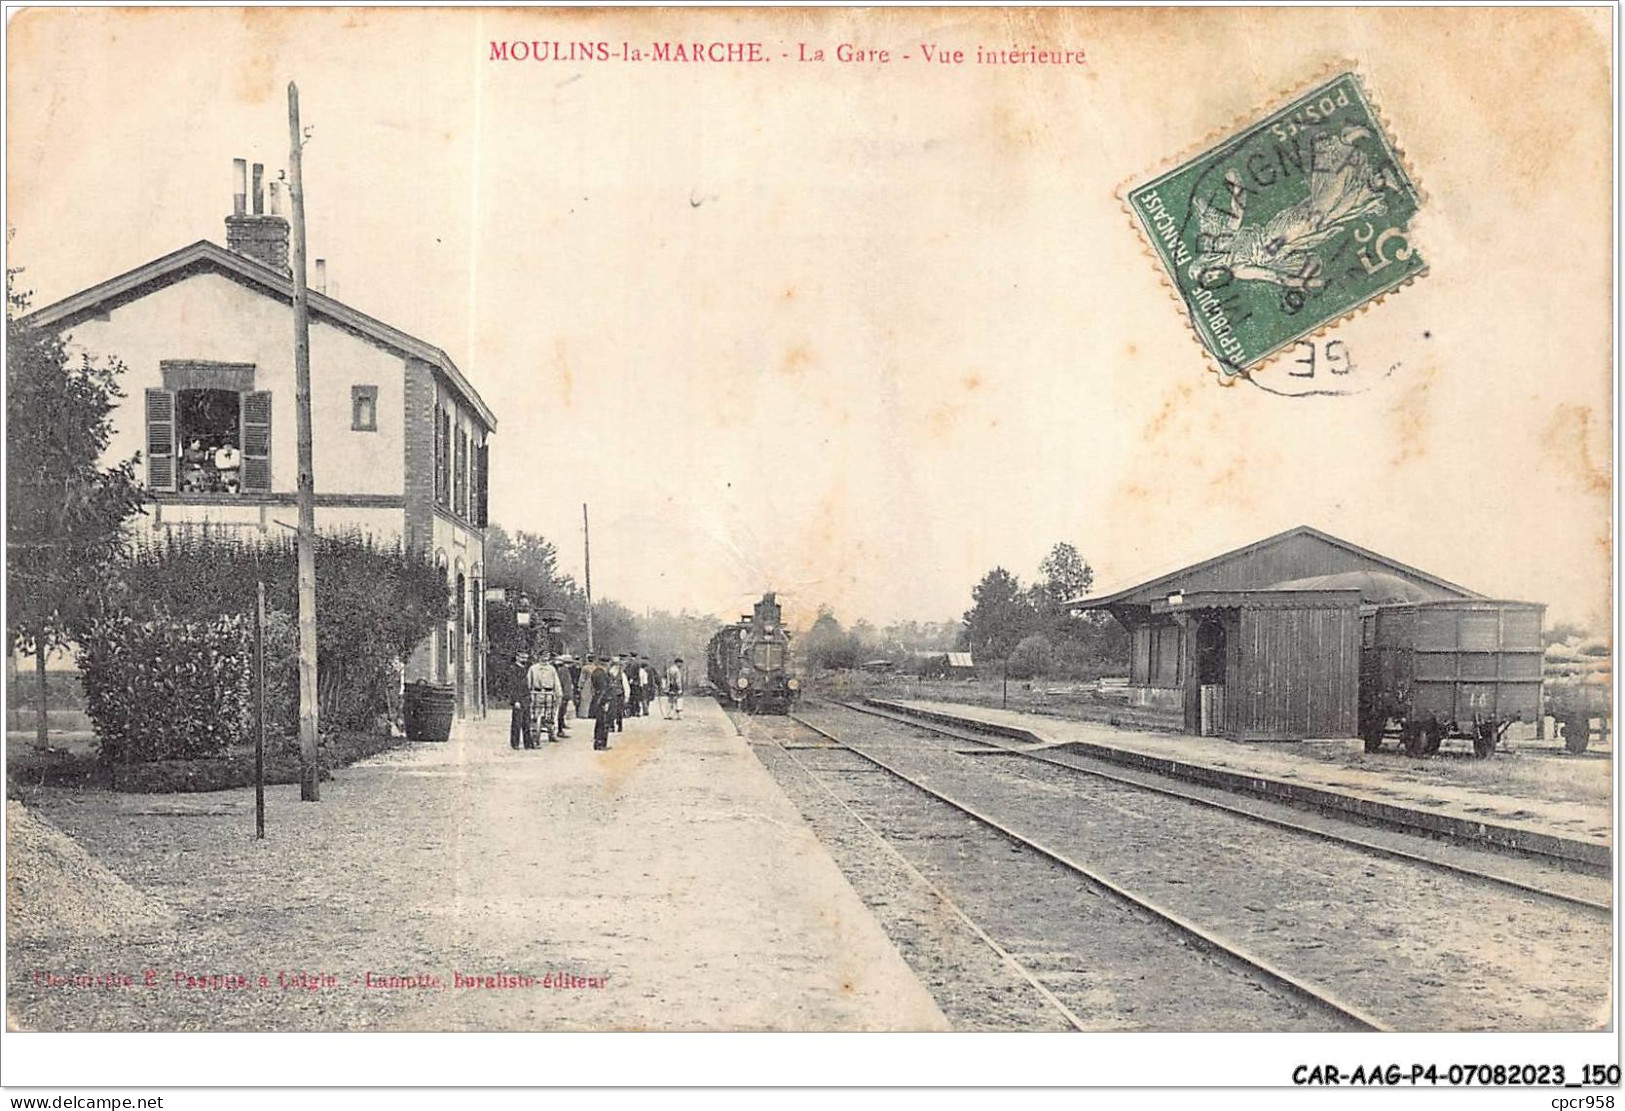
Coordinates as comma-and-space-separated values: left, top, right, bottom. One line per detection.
708, 592, 801, 714
1358, 599, 1545, 758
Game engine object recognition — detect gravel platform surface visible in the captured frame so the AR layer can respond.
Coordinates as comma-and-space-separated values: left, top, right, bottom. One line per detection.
6, 702, 947, 1032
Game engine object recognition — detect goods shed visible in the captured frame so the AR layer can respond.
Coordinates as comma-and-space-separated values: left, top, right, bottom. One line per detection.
1072, 526, 1480, 740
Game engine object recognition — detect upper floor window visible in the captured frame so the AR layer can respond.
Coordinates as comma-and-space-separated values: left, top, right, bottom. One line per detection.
455, 428, 469, 519
146, 381, 270, 496
352, 385, 378, 432
434, 404, 452, 508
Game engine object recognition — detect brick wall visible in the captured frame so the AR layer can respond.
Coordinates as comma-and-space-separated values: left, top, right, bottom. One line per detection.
224, 215, 291, 274
402, 357, 436, 556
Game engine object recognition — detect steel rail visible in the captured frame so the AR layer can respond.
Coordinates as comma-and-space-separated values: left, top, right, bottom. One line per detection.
742, 718, 1091, 1032
788, 711, 1389, 1033
834, 700, 1612, 917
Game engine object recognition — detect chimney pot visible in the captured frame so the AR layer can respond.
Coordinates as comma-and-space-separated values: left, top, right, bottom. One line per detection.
251, 163, 264, 215
232, 158, 247, 217
315, 259, 327, 295
268, 181, 281, 216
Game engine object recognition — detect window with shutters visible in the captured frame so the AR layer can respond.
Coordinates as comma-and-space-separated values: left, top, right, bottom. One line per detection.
434, 405, 452, 508
475, 441, 489, 528
145, 386, 270, 495
454, 429, 469, 519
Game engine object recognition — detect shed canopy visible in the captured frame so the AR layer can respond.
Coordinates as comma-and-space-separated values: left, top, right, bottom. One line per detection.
1265, 570, 1437, 605
946, 652, 974, 668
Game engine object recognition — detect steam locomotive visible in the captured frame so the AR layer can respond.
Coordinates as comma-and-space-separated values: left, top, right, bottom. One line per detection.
708, 592, 801, 714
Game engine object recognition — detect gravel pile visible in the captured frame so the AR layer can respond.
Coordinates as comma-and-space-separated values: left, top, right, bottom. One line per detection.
5, 800, 175, 942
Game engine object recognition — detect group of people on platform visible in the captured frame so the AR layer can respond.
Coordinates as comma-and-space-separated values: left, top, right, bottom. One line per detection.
510, 651, 686, 752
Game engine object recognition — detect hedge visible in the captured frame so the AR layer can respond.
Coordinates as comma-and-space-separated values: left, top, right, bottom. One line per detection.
115, 529, 448, 734
78, 613, 251, 763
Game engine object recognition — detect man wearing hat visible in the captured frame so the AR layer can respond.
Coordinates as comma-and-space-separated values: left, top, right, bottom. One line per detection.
625, 652, 644, 717
589, 655, 615, 750
553, 654, 576, 739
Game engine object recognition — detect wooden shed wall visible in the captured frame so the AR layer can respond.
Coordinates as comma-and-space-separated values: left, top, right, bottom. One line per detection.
1230, 606, 1360, 739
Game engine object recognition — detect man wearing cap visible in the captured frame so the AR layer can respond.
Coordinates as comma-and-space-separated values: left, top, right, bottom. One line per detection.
664, 657, 685, 720
508, 652, 531, 749
525, 653, 561, 747
607, 654, 628, 733
638, 656, 658, 716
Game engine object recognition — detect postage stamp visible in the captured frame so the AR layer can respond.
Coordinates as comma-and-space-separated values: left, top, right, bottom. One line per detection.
1125, 71, 1425, 380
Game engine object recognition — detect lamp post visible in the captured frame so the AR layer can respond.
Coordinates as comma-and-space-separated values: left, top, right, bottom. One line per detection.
515, 591, 534, 656
538, 608, 566, 657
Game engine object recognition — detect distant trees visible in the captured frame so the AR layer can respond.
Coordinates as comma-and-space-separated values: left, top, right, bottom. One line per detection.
962, 567, 1036, 662
793, 609, 961, 673
484, 521, 719, 666
802, 606, 861, 670
959, 542, 1128, 680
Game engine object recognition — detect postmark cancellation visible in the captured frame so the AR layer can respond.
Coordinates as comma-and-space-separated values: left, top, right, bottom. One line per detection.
1125, 71, 1426, 381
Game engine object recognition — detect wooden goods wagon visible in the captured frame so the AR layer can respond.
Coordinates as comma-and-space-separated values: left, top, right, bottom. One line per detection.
1359, 600, 1544, 757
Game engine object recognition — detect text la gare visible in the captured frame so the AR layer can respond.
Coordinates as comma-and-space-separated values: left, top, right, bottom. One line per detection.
799, 44, 963, 63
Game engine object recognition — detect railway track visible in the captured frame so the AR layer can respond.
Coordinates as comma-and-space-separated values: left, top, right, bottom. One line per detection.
768, 710, 1386, 1032
833, 699, 1612, 915
746, 702, 1612, 1031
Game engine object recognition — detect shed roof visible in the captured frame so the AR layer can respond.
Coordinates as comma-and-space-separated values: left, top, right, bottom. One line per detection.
1069, 526, 1479, 610
946, 652, 975, 668
20, 239, 497, 430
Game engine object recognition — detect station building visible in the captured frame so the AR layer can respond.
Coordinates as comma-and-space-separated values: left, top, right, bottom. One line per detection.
21, 160, 498, 717
1071, 526, 1480, 741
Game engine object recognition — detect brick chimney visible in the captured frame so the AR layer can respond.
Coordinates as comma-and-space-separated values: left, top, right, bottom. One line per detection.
224, 158, 290, 274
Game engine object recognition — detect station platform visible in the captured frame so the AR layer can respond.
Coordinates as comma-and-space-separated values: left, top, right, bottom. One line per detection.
864, 698, 1612, 870
6, 698, 949, 1032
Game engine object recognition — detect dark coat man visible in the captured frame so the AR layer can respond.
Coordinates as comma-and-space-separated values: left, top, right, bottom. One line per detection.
553, 656, 576, 738
625, 653, 644, 716
589, 657, 615, 749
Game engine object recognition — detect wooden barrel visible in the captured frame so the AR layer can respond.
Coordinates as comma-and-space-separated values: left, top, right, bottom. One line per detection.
404, 681, 456, 742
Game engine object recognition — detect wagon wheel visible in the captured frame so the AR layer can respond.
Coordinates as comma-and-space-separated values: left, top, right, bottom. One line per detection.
1563, 714, 1591, 755
1472, 722, 1497, 759
1401, 721, 1427, 758
1359, 713, 1385, 753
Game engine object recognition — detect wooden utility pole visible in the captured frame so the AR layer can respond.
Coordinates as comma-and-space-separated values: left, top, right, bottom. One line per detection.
582, 503, 595, 654
288, 81, 320, 801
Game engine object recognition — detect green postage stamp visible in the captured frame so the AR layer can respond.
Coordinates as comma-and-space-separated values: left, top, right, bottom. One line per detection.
1126, 71, 1425, 379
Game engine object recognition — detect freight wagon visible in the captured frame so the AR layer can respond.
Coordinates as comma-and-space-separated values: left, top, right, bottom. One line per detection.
1359, 600, 1545, 757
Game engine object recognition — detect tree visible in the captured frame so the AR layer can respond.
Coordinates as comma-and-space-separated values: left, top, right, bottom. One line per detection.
485, 525, 580, 604
1036, 542, 1094, 607
802, 606, 859, 670
962, 567, 1037, 661
1008, 634, 1053, 680
6, 267, 146, 745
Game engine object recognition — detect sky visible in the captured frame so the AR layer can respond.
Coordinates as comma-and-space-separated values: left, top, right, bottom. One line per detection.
6, 7, 1614, 630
